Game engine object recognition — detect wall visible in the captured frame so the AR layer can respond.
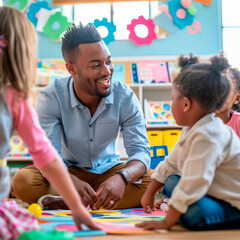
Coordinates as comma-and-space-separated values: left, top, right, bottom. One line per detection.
38, 0, 222, 59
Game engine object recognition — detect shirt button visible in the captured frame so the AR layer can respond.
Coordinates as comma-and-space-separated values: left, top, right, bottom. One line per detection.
90, 139, 93, 142
89, 124, 92, 127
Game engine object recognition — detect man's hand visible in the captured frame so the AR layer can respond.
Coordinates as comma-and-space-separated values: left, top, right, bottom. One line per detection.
70, 174, 98, 208
93, 174, 126, 210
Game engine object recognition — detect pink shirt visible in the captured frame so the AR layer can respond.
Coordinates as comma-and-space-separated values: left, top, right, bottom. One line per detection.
5, 87, 57, 169
227, 111, 240, 138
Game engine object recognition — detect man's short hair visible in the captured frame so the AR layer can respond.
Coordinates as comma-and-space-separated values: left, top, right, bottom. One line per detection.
61, 23, 102, 62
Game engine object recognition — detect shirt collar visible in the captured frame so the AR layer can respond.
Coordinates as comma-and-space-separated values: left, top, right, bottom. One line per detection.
69, 77, 114, 108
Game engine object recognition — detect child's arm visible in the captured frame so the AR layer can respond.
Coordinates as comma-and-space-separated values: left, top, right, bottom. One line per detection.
136, 205, 182, 230
141, 179, 164, 213
41, 157, 102, 230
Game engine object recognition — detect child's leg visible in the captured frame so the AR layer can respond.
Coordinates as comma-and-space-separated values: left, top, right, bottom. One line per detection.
180, 196, 240, 230
161, 174, 181, 198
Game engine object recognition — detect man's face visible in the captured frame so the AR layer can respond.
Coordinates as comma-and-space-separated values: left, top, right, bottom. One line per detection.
71, 40, 114, 99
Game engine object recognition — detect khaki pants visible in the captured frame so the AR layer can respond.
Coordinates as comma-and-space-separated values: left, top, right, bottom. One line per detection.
11, 163, 154, 209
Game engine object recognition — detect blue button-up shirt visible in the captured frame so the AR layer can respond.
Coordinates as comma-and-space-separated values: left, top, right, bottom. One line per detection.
36, 76, 150, 173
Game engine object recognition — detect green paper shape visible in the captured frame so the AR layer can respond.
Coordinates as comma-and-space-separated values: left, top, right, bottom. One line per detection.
18, 230, 74, 240
5, 0, 28, 11
43, 12, 72, 40
187, 5, 197, 16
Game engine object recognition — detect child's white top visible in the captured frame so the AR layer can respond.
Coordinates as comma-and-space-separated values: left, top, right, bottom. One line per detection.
152, 113, 240, 213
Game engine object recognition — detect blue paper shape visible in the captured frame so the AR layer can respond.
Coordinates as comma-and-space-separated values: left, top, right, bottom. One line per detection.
153, 12, 179, 35
93, 18, 116, 45
168, 0, 195, 29
27, 1, 51, 27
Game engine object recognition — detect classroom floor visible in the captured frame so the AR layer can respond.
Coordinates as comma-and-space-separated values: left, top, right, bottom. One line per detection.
10, 197, 240, 240
75, 226, 240, 240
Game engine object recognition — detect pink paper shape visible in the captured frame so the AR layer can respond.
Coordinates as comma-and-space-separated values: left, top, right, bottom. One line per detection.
188, 21, 201, 34
56, 224, 78, 231
126, 209, 167, 217
176, 8, 186, 19
127, 16, 157, 46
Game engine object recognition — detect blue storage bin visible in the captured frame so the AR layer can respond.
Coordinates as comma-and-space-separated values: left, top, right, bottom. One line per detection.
150, 145, 168, 169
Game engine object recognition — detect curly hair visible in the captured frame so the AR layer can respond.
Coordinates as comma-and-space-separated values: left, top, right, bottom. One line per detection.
173, 53, 231, 113
61, 23, 102, 62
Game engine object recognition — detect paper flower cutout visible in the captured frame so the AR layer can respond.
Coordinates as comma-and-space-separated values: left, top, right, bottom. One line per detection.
127, 16, 157, 46
27, 1, 51, 27
93, 18, 116, 45
43, 12, 72, 40
5, 0, 29, 11
169, 0, 195, 29
193, 0, 211, 6
188, 21, 201, 34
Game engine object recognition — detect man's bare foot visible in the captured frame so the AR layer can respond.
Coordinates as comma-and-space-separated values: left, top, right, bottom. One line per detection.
37, 194, 69, 210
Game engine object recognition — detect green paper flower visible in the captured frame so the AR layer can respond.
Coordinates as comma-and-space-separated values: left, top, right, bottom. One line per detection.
43, 12, 72, 40
5, 0, 28, 11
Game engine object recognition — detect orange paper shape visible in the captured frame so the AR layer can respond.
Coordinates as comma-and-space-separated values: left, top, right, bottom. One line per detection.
193, 0, 212, 6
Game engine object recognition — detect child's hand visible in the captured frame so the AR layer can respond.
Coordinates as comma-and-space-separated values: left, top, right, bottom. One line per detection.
72, 207, 103, 230
136, 219, 170, 230
141, 192, 155, 213
154, 198, 165, 209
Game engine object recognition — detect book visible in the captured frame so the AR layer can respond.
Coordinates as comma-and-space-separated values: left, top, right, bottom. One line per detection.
131, 61, 170, 84
144, 99, 176, 126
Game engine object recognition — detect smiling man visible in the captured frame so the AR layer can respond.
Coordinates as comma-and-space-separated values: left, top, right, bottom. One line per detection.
11, 23, 153, 210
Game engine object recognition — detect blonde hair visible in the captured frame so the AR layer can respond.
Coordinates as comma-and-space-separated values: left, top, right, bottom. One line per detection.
0, 6, 37, 99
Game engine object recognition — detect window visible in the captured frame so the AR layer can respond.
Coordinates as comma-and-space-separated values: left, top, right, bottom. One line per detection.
68, 1, 159, 40
222, 0, 240, 69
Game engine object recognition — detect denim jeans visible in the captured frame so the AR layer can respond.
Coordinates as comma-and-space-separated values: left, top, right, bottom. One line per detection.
162, 174, 240, 230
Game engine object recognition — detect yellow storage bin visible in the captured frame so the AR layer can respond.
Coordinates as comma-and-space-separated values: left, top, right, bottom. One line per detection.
147, 131, 164, 156
163, 129, 182, 153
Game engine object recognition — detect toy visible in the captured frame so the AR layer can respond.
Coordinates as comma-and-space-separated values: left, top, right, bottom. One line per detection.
18, 230, 74, 240
28, 203, 42, 218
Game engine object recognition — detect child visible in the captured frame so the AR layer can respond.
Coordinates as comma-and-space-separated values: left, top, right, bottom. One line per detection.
136, 53, 240, 231
0, 6, 100, 239
215, 67, 240, 137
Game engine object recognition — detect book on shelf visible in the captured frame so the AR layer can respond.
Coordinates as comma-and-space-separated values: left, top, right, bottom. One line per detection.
144, 99, 176, 126
7, 135, 31, 159
131, 60, 170, 84
36, 59, 69, 87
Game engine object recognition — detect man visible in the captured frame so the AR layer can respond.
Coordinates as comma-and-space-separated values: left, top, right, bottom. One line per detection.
12, 23, 153, 210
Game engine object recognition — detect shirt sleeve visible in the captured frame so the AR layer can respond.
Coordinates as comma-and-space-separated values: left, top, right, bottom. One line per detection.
35, 89, 63, 163
120, 91, 151, 172
6, 88, 57, 169
168, 133, 221, 213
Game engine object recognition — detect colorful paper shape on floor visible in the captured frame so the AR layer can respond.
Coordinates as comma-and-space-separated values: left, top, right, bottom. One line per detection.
99, 222, 155, 234
40, 222, 106, 237
188, 21, 201, 34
